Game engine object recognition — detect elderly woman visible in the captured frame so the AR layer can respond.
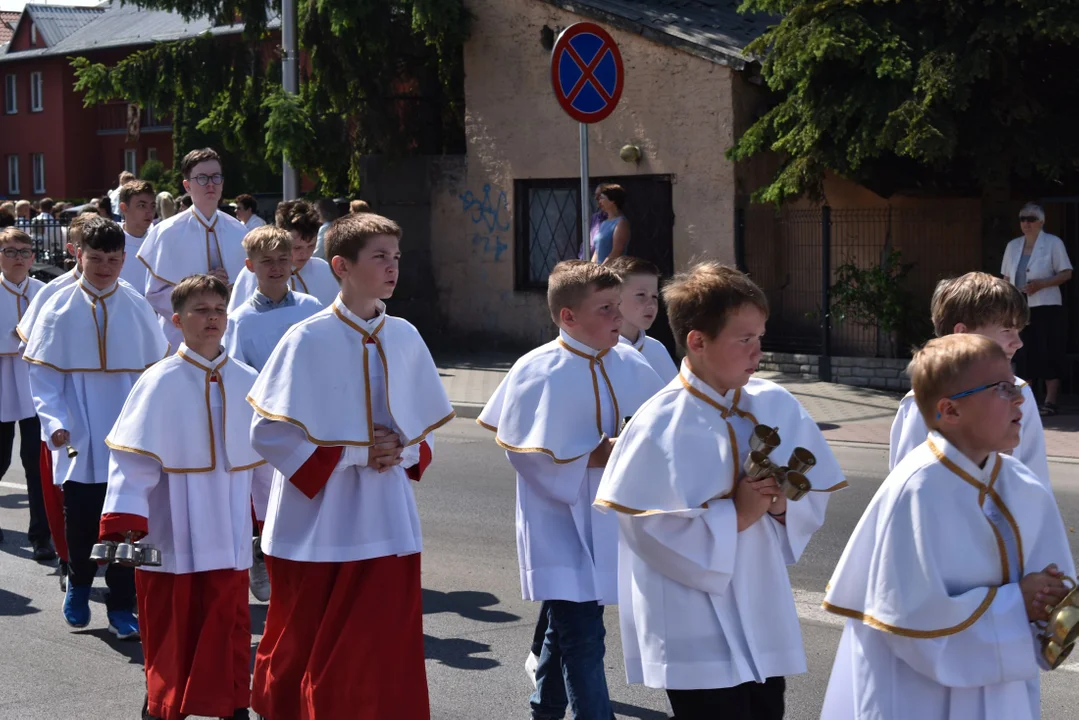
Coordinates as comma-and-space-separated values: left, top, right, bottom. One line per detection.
1002, 203, 1074, 415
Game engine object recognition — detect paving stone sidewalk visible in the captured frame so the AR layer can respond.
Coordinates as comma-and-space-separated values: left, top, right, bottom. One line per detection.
436, 356, 1079, 462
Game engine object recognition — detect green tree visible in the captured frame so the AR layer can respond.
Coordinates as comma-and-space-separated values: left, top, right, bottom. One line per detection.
728, 1, 1079, 203
72, 1, 469, 195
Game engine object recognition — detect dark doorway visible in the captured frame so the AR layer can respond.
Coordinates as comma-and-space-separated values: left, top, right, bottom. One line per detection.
1038, 199, 1078, 396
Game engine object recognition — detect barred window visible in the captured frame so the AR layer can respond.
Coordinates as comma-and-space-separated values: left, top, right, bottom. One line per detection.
514, 180, 584, 289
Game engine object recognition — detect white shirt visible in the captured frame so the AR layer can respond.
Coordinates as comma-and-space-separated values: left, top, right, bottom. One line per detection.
104, 346, 258, 574
244, 214, 266, 230
478, 331, 665, 604
120, 228, 148, 295
889, 383, 1050, 492
619, 330, 678, 383
1001, 231, 1073, 307
821, 434, 1073, 720
0, 275, 42, 422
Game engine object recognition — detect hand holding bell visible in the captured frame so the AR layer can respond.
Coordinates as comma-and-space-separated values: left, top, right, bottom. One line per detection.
742, 425, 817, 502
1030, 572, 1079, 669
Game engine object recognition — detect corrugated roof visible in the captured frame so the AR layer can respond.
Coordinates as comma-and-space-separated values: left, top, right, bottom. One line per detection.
0, 2, 279, 63
22, 4, 105, 47
541, 0, 773, 69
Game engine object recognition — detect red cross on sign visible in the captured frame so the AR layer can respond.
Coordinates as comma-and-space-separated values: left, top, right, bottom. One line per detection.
551, 23, 624, 124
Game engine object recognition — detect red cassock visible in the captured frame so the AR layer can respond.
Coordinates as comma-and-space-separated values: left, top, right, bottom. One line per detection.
251, 443, 432, 720
39, 441, 68, 562
100, 514, 251, 720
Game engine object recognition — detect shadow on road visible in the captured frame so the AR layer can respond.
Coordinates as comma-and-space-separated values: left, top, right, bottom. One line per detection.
78, 627, 145, 665
0, 491, 27, 510
422, 588, 521, 624
0, 587, 40, 617
611, 700, 670, 720
424, 634, 498, 670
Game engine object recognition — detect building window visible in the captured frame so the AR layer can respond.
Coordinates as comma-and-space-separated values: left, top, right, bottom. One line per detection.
4, 75, 15, 114
513, 179, 582, 289
31, 153, 45, 194
29, 72, 42, 112
30, 24, 36, 46
6, 155, 18, 195
124, 149, 137, 175
146, 147, 158, 163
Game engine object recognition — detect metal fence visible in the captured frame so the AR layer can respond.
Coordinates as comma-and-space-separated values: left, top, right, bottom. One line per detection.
738, 205, 982, 363
11, 216, 73, 278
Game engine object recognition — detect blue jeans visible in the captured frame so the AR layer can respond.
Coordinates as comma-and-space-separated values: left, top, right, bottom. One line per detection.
530, 600, 613, 720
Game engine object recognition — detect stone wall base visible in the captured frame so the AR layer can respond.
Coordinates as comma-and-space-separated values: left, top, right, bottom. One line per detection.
760, 352, 910, 392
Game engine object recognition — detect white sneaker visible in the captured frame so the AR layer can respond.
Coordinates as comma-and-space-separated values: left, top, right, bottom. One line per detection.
250, 537, 271, 602
525, 651, 540, 688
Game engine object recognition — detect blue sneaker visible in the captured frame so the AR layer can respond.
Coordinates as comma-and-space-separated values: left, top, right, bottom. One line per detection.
63, 585, 91, 628
107, 610, 140, 640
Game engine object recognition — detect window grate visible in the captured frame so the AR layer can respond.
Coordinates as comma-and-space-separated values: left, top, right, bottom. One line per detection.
515, 180, 583, 289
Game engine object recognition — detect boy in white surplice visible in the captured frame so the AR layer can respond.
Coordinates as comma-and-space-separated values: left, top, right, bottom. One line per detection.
821, 334, 1075, 720
595, 262, 846, 720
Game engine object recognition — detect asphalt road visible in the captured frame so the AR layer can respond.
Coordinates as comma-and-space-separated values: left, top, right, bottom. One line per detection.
1, 419, 1078, 719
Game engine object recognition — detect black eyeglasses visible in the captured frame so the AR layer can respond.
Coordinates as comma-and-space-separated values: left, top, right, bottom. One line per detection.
1019, 216, 1040, 223
190, 173, 224, 187
1, 248, 33, 259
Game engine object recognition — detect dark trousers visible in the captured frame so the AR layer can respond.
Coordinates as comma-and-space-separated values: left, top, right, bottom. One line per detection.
62, 480, 135, 612
531, 600, 550, 655
667, 677, 786, 720
0, 416, 50, 547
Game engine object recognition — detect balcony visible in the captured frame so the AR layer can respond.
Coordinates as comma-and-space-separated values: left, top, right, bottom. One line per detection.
97, 102, 172, 136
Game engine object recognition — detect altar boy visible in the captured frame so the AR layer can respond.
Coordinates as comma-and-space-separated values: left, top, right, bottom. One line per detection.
248, 213, 454, 719
889, 272, 1050, 487
25, 216, 168, 636
821, 334, 1074, 720
101, 274, 262, 720
595, 262, 846, 720
479, 260, 663, 720
608, 255, 678, 382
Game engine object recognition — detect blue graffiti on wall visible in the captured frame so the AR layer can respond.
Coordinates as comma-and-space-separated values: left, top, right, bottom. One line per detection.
460, 184, 510, 261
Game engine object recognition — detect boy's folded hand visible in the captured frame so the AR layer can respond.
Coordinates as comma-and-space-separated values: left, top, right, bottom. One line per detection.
1021, 565, 1070, 623
587, 436, 615, 468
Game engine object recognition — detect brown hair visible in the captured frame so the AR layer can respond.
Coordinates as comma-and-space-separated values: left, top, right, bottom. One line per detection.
0, 228, 32, 246
39, 198, 55, 214
325, 212, 401, 264
350, 199, 370, 214
596, 183, 626, 211
930, 272, 1029, 337
275, 199, 321, 241
180, 148, 221, 178
170, 274, 230, 314
662, 262, 769, 353
908, 334, 1007, 427
607, 255, 660, 279
243, 225, 293, 257
235, 193, 258, 212
67, 213, 92, 247
118, 171, 136, 184
119, 180, 155, 207
546, 260, 622, 325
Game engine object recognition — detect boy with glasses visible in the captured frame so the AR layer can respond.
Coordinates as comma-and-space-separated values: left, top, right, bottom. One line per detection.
821, 334, 1073, 719
0, 229, 52, 560
137, 148, 248, 349
890, 272, 1050, 490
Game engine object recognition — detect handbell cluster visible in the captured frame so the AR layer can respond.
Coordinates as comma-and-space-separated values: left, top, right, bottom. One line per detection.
89, 531, 161, 568
1038, 577, 1079, 669
743, 425, 817, 501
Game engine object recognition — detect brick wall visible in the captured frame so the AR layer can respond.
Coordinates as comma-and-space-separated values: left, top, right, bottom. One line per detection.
760, 351, 910, 391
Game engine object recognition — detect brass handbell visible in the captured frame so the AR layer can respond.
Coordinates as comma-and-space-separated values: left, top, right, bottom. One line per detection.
741, 425, 817, 501
1038, 577, 1079, 669
65, 444, 78, 459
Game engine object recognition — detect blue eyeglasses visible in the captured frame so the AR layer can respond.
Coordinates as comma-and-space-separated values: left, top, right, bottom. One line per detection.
936, 380, 1021, 419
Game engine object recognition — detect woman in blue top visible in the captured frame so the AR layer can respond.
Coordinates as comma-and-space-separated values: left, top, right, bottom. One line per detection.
591, 183, 630, 264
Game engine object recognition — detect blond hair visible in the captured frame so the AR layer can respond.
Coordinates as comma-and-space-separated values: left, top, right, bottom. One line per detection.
931, 272, 1028, 337
908, 334, 1008, 428
170, 274, 229, 314
662, 262, 769, 353
350, 199, 371, 214
242, 225, 293, 257
546, 260, 622, 325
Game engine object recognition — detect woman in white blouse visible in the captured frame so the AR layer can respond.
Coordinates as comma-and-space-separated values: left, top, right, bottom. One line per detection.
1001, 203, 1073, 415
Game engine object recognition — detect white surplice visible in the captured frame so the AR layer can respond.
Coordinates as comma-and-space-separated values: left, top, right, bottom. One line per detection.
227, 258, 340, 312
248, 300, 454, 563
821, 433, 1074, 720
889, 383, 1050, 491
103, 345, 261, 574
594, 361, 846, 689
25, 279, 169, 485
120, 228, 149, 295
136, 207, 248, 348
0, 275, 43, 421
478, 331, 664, 605
618, 329, 678, 383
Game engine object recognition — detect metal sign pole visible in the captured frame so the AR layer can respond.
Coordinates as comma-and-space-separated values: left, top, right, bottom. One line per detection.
580, 123, 590, 260
281, 0, 299, 201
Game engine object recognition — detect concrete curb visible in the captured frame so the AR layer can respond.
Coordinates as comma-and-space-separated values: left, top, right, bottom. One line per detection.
451, 401, 485, 420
